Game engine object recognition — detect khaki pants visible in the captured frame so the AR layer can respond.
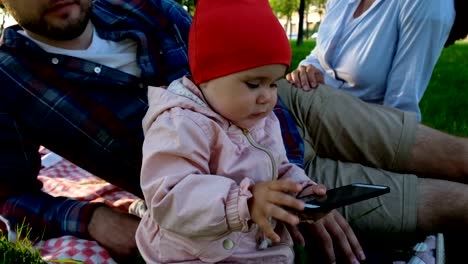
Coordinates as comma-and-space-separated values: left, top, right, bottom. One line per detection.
277, 80, 418, 234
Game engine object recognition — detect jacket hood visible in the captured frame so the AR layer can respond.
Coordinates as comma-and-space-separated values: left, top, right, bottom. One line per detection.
143, 76, 228, 134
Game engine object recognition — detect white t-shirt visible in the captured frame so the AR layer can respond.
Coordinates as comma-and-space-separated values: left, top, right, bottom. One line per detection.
300, 0, 455, 120
18, 25, 141, 77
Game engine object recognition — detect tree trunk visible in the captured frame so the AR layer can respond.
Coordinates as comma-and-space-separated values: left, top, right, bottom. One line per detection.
1, 12, 6, 34
296, 0, 306, 46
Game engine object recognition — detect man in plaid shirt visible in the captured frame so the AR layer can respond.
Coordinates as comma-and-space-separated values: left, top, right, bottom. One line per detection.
1, 0, 468, 262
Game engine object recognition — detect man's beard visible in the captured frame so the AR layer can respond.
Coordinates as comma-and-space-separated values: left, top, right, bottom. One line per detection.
19, 0, 92, 41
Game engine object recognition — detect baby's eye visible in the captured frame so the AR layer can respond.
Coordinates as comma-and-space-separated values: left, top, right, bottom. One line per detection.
270, 82, 278, 88
245, 82, 260, 89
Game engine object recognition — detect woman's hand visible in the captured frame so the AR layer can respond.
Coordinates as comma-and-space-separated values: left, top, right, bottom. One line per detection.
249, 179, 304, 243
286, 64, 324, 91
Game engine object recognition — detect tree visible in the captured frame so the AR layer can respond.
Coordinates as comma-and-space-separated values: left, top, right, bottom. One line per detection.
270, 0, 299, 39
315, 0, 326, 21
174, 0, 196, 15
297, 0, 326, 46
1, 6, 7, 34
296, 0, 306, 45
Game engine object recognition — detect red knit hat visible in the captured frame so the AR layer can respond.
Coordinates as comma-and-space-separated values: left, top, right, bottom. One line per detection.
189, 0, 292, 84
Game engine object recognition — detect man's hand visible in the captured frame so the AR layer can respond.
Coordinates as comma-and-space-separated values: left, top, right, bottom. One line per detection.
249, 179, 304, 243
285, 64, 324, 91
303, 210, 366, 264
289, 183, 327, 245
88, 206, 140, 262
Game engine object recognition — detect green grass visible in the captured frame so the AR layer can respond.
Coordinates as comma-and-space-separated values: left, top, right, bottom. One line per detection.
0, 223, 89, 264
290, 40, 317, 72
420, 42, 468, 136
0, 227, 46, 264
1, 40, 467, 263
289, 40, 468, 137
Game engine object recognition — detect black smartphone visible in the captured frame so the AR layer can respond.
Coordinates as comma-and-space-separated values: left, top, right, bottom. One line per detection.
298, 183, 390, 214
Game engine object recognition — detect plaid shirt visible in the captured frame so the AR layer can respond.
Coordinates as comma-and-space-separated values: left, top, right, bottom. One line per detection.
0, 0, 303, 239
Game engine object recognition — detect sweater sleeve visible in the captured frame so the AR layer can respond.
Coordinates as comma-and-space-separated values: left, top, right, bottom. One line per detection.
278, 160, 316, 189
0, 193, 101, 240
383, 0, 454, 120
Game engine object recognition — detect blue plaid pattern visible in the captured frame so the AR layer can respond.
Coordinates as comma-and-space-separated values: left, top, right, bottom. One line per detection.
274, 98, 305, 168
0, 0, 191, 239
0, 0, 304, 239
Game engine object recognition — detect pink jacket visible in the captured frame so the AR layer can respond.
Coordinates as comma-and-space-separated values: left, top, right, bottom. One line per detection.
136, 77, 315, 263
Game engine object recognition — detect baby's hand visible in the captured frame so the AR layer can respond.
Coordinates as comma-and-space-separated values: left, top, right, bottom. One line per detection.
296, 183, 328, 221
249, 179, 304, 243
297, 183, 327, 199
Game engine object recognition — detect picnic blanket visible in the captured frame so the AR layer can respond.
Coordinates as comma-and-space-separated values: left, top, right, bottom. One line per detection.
0, 147, 445, 264
28, 147, 139, 263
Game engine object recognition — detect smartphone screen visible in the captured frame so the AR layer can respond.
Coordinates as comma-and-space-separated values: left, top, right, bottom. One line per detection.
299, 183, 390, 214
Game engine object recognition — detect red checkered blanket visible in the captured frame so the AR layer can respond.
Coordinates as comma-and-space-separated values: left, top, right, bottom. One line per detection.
33, 147, 139, 263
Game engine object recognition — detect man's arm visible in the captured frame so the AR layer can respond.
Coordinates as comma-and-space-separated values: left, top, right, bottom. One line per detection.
0, 64, 136, 257
87, 206, 140, 262
0, 193, 141, 262
0, 193, 98, 239
0, 110, 42, 196
0, 107, 100, 239
156, 0, 192, 44
0, 89, 140, 262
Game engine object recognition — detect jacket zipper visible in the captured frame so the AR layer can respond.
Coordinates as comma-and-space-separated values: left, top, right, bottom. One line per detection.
242, 129, 294, 258
242, 128, 277, 180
